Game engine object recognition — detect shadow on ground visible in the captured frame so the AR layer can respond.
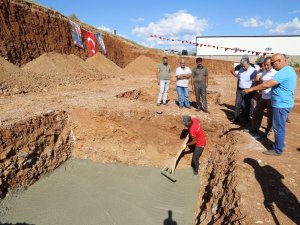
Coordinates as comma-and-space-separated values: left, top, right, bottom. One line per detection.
244, 158, 300, 225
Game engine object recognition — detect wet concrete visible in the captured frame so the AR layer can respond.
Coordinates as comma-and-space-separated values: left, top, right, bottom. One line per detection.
0, 158, 200, 225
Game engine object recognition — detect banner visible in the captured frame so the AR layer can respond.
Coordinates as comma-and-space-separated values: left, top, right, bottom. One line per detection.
82, 29, 97, 57
95, 32, 107, 55
69, 21, 83, 48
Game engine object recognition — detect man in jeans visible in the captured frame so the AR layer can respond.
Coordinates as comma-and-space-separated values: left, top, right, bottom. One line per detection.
232, 58, 257, 126
244, 54, 297, 156
176, 59, 192, 108
182, 115, 206, 176
156, 56, 171, 106
192, 57, 209, 113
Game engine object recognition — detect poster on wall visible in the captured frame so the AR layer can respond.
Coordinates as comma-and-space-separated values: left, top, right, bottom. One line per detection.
95, 32, 107, 55
81, 29, 97, 57
69, 20, 83, 48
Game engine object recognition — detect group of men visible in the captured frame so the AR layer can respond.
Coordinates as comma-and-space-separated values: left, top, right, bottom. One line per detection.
157, 53, 297, 176
156, 57, 209, 113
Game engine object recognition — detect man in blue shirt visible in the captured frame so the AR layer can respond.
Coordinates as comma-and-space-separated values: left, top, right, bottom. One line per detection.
244, 54, 297, 156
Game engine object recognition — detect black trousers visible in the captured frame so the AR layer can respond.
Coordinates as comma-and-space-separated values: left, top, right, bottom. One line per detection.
252, 98, 273, 133
234, 88, 253, 125
192, 146, 204, 172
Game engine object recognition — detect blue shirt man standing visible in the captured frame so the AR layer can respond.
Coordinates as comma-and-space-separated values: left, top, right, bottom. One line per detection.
244, 54, 298, 156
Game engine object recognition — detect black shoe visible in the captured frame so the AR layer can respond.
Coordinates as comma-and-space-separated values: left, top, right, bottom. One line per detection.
193, 171, 198, 176
231, 118, 240, 124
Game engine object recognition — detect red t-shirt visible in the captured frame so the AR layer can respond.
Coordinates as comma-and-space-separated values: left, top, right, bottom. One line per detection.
189, 118, 206, 147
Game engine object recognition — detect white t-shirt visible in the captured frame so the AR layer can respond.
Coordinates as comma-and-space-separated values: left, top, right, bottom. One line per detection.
175, 67, 192, 87
261, 68, 277, 99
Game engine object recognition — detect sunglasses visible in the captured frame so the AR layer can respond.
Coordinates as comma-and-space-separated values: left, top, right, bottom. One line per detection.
271, 59, 280, 66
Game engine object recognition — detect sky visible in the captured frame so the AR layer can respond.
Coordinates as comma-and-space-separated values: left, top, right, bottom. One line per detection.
38, 0, 300, 51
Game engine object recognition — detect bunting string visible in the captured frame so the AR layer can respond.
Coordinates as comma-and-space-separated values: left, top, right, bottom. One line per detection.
150, 34, 275, 56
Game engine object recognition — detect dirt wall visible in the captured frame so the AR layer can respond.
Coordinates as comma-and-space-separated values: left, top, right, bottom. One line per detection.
0, 0, 89, 66
0, 110, 72, 198
0, 0, 232, 75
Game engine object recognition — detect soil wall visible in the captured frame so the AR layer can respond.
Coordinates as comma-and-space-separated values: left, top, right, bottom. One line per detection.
0, 111, 72, 198
0, 0, 232, 75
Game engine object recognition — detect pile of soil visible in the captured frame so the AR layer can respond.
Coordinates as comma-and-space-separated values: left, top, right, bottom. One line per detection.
123, 55, 159, 76
0, 56, 42, 95
21, 52, 106, 88
86, 53, 123, 77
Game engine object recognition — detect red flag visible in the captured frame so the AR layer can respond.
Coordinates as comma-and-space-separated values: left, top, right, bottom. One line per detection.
200, 44, 203, 47
225, 48, 229, 51
82, 29, 97, 57
256, 52, 260, 56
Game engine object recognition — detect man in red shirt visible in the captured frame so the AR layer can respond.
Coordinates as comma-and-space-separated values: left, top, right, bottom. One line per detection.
182, 115, 206, 175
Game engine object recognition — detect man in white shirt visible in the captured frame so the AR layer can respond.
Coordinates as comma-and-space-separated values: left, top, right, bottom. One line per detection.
233, 58, 258, 126
176, 59, 192, 108
250, 57, 276, 138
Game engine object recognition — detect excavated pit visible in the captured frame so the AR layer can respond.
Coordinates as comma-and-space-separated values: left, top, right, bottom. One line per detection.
0, 110, 72, 199
0, 110, 243, 224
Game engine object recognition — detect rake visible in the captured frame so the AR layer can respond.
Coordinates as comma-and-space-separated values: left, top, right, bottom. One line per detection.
161, 135, 189, 182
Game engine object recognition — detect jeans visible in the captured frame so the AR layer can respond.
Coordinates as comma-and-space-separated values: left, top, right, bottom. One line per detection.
234, 88, 253, 125
176, 86, 190, 107
252, 98, 273, 133
272, 107, 291, 154
157, 80, 170, 104
194, 83, 207, 110
192, 146, 204, 172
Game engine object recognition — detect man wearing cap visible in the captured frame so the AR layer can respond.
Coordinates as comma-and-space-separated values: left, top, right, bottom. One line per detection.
182, 115, 206, 175
232, 58, 257, 126
156, 56, 171, 106
244, 53, 297, 156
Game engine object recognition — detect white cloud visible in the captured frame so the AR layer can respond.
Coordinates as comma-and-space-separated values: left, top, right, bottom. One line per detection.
132, 10, 208, 50
97, 25, 114, 33
270, 17, 300, 33
130, 17, 144, 22
289, 10, 300, 14
235, 17, 273, 29
132, 10, 208, 38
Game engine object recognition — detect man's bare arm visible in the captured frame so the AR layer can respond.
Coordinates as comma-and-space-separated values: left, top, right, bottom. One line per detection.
244, 79, 279, 93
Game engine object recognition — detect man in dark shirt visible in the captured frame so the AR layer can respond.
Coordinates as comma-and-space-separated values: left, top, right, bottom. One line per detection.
191, 57, 209, 113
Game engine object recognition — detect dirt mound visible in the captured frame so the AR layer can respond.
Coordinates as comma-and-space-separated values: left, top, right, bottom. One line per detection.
86, 53, 123, 77
21, 52, 106, 88
0, 56, 42, 95
124, 55, 158, 76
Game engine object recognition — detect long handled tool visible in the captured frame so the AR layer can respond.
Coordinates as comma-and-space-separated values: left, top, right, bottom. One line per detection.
161, 135, 189, 182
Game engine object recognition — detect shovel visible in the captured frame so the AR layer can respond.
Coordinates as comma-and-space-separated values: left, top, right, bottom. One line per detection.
161, 134, 189, 182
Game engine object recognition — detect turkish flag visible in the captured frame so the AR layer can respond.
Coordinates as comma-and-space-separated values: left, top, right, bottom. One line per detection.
82, 29, 97, 57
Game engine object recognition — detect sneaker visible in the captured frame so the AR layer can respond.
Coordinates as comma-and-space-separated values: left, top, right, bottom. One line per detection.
203, 109, 210, 114
263, 150, 281, 156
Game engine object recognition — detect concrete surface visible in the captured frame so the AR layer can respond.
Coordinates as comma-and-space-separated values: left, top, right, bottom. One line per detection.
0, 158, 200, 225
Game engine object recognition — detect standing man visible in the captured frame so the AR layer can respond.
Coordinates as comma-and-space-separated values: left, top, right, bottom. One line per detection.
191, 57, 209, 113
182, 115, 206, 176
244, 54, 297, 156
233, 58, 257, 126
156, 56, 171, 106
250, 57, 276, 138
176, 59, 192, 108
